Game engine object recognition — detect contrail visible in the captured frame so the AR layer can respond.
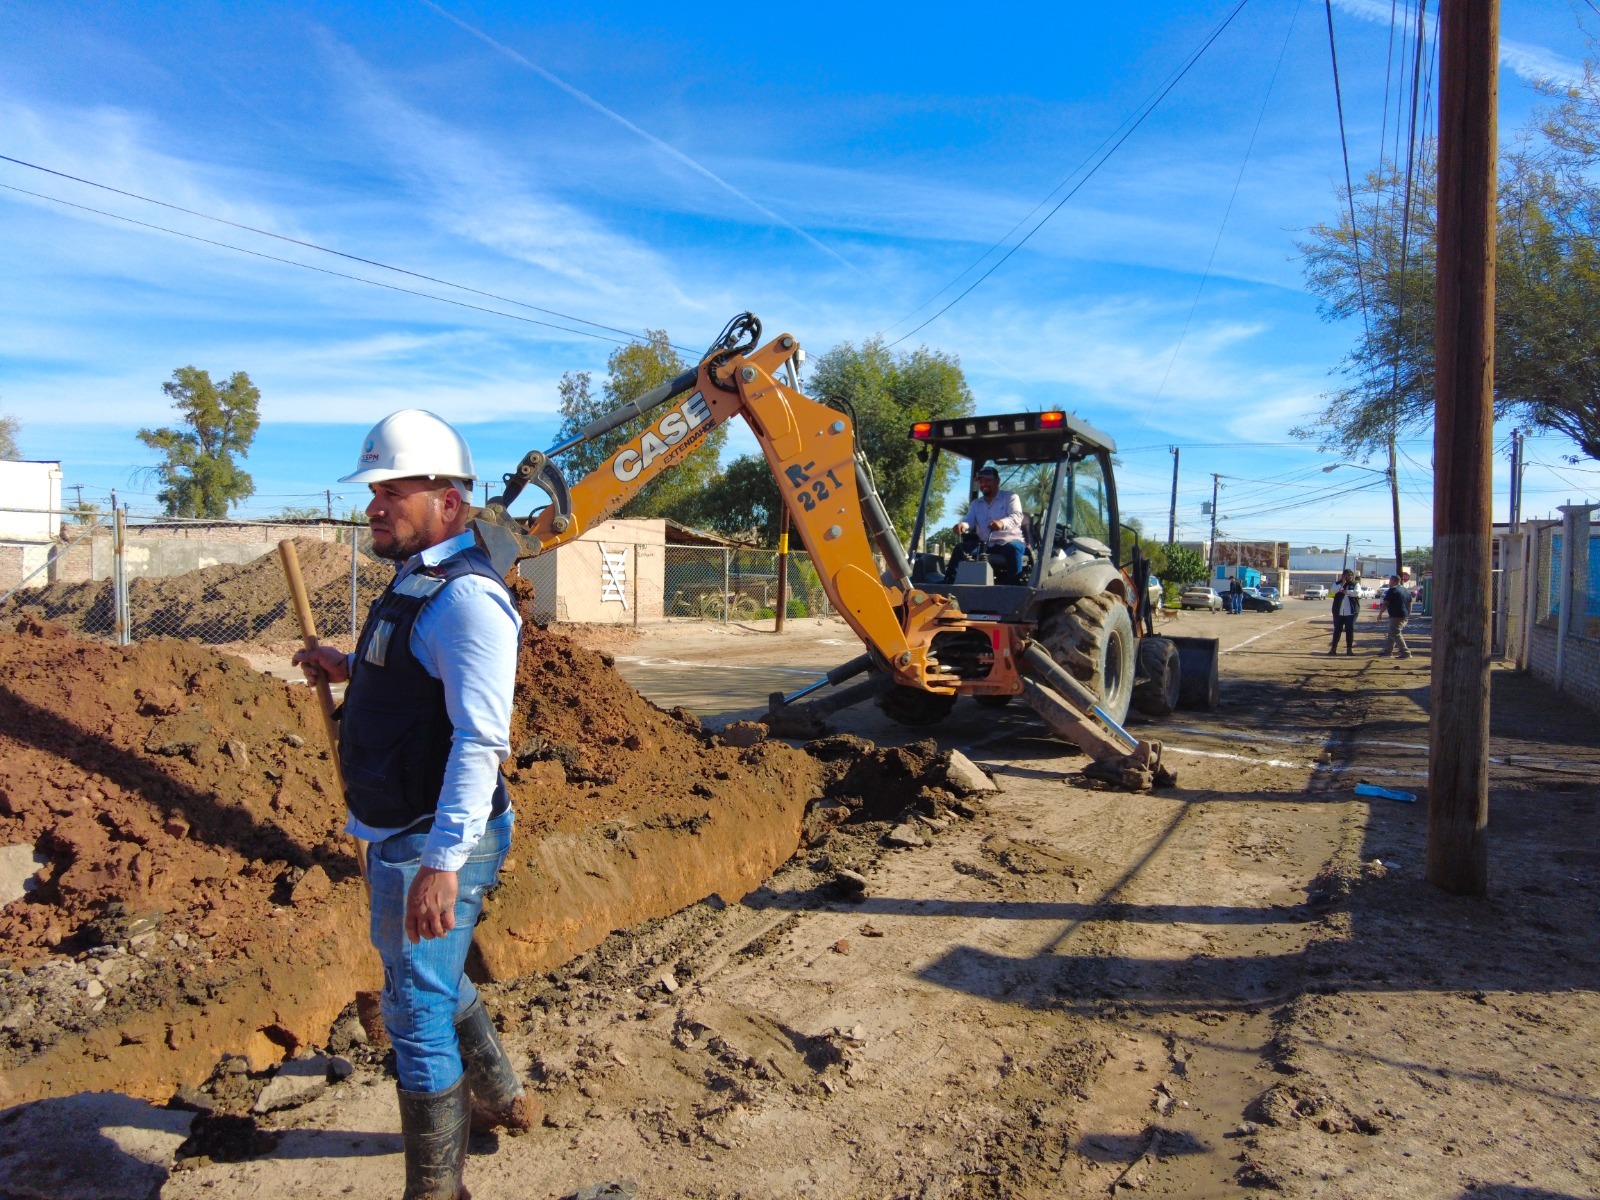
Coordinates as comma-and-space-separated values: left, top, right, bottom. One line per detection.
419, 0, 857, 272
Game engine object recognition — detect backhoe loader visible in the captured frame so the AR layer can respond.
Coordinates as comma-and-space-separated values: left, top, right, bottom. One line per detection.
470, 314, 1216, 792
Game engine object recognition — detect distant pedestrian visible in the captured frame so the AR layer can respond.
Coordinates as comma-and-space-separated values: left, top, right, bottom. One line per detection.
1380, 575, 1413, 658
1228, 574, 1244, 615
1329, 570, 1359, 655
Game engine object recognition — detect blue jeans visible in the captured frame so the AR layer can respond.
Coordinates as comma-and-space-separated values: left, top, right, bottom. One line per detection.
367, 808, 514, 1093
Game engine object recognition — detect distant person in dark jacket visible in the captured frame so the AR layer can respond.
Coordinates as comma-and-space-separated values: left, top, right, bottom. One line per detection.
1380, 575, 1413, 658
1329, 570, 1360, 655
1228, 574, 1244, 615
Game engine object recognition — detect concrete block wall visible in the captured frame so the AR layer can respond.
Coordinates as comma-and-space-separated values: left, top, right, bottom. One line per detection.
1527, 625, 1600, 714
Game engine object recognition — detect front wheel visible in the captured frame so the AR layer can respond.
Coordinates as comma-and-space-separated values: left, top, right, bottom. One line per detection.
1037, 594, 1137, 725
1132, 636, 1181, 717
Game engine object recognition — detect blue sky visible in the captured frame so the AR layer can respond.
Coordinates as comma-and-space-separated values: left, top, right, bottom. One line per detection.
2, 0, 1597, 551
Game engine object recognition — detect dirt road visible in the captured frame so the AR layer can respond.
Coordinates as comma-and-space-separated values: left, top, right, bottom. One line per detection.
144, 603, 1600, 1199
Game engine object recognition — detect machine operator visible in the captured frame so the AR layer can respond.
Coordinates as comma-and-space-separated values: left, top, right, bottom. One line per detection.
943, 464, 1026, 585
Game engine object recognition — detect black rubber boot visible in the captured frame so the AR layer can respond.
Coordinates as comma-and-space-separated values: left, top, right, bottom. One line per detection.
455, 997, 537, 1135
397, 1076, 470, 1200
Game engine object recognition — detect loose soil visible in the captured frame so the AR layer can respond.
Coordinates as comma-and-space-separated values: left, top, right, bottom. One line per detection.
1, 538, 385, 648
0, 585, 823, 1106
154, 610, 1600, 1199
5, 604, 1600, 1199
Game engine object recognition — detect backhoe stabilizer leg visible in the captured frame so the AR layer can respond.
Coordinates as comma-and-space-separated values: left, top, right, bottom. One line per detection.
762, 654, 884, 738
1017, 645, 1176, 792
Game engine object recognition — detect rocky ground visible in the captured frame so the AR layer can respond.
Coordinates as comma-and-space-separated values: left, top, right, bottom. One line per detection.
3, 606, 1599, 1199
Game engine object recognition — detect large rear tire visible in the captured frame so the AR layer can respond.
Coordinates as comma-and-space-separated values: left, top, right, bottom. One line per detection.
1038, 595, 1137, 725
1132, 636, 1181, 717
877, 684, 958, 728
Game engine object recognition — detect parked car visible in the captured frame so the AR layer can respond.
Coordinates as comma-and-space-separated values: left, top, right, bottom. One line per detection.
1256, 585, 1280, 601
1181, 585, 1223, 611
1241, 587, 1283, 612
1147, 574, 1164, 610
1302, 584, 1329, 600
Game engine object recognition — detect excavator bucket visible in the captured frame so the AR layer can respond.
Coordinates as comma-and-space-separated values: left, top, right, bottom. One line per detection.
1172, 636, 1219, 710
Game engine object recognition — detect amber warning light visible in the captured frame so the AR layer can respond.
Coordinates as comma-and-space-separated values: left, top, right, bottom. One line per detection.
911, 422, 933, 439
1039, 412, 1064, 429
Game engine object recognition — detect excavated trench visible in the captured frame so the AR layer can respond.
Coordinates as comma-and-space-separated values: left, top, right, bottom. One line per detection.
0, 586, 838, 1107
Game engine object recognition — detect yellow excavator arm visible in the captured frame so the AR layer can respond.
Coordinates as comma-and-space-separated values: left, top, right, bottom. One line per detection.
470, 312, 1172, 791
471, 314, 942, 688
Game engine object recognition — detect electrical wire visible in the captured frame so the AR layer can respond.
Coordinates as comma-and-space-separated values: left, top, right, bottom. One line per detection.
884, 0, 1252, 348
0, 153, 676, 348
1153, 0, 1303, 402
1323, 0, 1372, 343
882, 1, 1250, 339
0, 181, 644, 346
1222, 478, 1387, 522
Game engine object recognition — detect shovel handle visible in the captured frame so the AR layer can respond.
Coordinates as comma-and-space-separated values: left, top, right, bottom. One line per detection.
278, 539, 368, 888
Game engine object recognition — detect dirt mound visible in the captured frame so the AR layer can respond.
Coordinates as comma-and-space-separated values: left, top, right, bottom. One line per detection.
804, 734, 958, 820
3, 538, 387, 646
0, 605, 821, 1105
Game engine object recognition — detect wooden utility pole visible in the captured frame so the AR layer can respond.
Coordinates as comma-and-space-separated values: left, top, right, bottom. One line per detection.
1167, 447, 1180, 545
1427, 0, 1497, 897
1206, 474, 1220, 574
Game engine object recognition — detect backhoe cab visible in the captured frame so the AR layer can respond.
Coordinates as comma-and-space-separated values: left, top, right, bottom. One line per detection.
872, 408, 1218, 742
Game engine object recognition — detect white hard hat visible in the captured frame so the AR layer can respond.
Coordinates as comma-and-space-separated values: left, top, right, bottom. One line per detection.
339, 410, 476, 497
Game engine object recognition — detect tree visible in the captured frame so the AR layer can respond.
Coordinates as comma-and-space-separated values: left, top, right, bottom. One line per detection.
804, 338, 975, 539
275, 505, 325, 521
137, 367, 260, 517
1402, 545, 1434, 576
1296, 57, 1600, 463
696, 453, 784, 543
551, 331, 726, 522
0, 403, 18, 459
1160, 543, 1207, 587
1294, 159, 1437, 457
1494, 65, 1600, 462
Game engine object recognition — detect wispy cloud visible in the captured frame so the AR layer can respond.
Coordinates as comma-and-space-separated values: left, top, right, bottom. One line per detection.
1331, 0, 1583, 86
416, 0, 858, 274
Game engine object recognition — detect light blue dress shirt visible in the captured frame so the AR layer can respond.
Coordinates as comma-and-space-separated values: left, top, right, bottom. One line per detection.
344, 531, 521, 872
960, 490, 1025, 546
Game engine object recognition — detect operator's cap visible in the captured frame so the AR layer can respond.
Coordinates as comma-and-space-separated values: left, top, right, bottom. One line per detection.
977, 464, 1000, 479
340, 409, 476, 500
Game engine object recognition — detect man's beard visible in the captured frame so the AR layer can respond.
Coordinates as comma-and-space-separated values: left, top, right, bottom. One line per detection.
373, 530, 428, 561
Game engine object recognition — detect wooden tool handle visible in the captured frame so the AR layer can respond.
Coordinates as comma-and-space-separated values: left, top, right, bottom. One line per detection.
278, 540, 345, 773
278, 539, 369, 889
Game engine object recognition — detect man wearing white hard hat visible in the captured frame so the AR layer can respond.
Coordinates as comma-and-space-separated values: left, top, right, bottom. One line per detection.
294, 409, 528, 1199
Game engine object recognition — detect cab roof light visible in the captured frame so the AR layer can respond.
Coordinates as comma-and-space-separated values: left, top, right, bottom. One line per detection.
911, 422, 933, 439
1039, 411, 1065, 429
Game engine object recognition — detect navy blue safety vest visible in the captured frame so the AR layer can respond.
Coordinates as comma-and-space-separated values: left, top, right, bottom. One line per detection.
340, 543, 512, 831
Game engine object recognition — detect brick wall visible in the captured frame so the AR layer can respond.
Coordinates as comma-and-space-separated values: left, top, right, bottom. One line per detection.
1528, 624, 1600, 715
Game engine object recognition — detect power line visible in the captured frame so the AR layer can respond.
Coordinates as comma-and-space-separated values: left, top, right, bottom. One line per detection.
1154, 0, 1301, 403
882, 1, 1251, 339
417, 0, 857, 275
0, 181, 643, 346
1323, 0, 1372, 343
0, 153, 667, 346
884, 0, 1252, 348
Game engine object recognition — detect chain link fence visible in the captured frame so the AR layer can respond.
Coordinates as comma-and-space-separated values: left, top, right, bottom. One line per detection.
662, 546, 834, 621
2, 512, 835, 648
0, 512, 382, 652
